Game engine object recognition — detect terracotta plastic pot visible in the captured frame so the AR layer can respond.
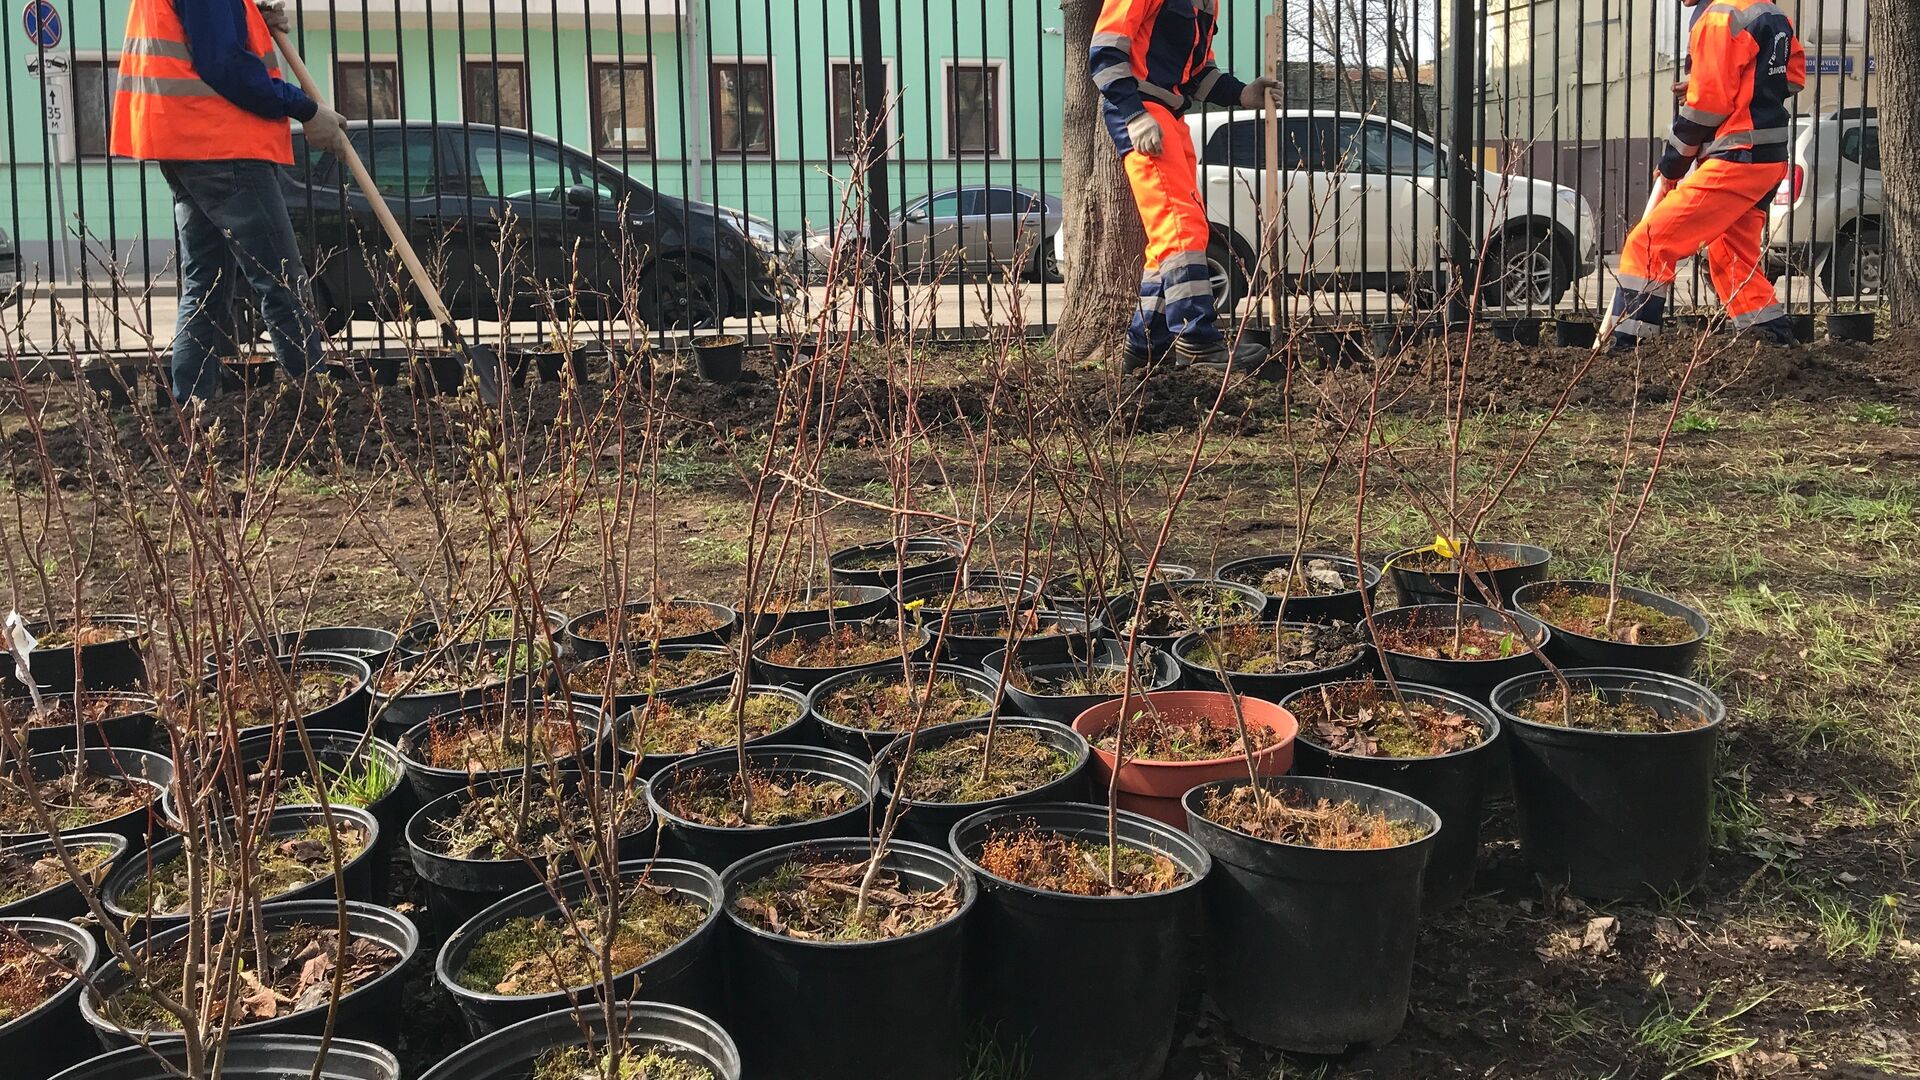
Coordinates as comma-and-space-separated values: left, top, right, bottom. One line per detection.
1071, 690, 1298, 828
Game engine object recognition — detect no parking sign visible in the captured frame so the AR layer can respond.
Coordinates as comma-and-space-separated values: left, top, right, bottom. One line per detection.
21, 0, 61, 48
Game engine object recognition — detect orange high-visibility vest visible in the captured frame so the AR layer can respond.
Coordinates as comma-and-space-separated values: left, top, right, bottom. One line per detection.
109, 0, 293, 164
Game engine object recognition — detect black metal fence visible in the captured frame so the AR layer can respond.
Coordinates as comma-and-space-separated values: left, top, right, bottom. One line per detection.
0, 0, 1882, 357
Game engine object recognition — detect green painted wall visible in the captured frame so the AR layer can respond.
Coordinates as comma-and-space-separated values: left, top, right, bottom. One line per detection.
1, 1, 1267, 270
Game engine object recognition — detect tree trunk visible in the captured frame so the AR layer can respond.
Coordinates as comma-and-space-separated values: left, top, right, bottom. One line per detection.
1052, 0, 1146, 363
1868, 0, 1920, 324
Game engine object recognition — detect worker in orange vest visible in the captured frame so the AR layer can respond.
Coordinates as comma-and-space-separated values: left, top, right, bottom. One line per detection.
110, 0, 348, 414
1609, 0, 1804, 351
1091, 0, 1275, 372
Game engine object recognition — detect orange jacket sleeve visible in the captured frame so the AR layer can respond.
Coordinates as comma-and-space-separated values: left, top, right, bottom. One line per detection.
1672, 8, 1757, 153
1091, 0, 1161, 121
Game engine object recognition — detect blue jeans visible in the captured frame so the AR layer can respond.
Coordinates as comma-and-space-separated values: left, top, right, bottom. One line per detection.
161, 160, 323, 402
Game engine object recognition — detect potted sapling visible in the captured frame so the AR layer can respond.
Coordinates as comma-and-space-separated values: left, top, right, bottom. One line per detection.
645, 743, 872, 869
370, 638, 550, 742
0, 690, 158, 755
1103, 578, 1266, 653
616, 682, 807, 778
1382, 538, 1551, 606
826, 536, 963, 589
0, 915, 100, 1077
566, 644, 738, 717
751, 618, 931, 690
983, 639, 1183, 725
873, 715, 1091, 846
7, 614, 149, 693
416, 1001, 740, 1080
1283, 679, 1500, 907
0, 833, 126, 919
562, 598, 737, 661
807, 662, 1001, 759
1171, 619, 1372, 703
398, 697, 603, 804
1072, 689, 1297, 827
1370, 602, 1551, 704
1215, 551, 1382, 624
53, 1035, 401, 1080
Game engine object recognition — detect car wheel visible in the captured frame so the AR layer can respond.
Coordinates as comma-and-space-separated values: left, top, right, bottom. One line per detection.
1027, 242, 1064, 284
1207, 235, 1249, 315
639, 257, 727, 331
1482, 226, 1564, 307
1827, 224, 1882, 299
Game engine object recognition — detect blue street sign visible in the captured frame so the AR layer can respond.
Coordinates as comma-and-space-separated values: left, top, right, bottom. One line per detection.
21, 0, 61, 49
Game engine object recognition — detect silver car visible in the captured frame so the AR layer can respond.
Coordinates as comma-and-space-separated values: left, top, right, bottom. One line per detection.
800, 185, 1063, 282
1766, 107, 1880, 298
0, 227, 16, 295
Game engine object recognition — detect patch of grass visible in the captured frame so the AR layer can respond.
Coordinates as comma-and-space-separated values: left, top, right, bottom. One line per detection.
959, 1030, 1030, 1080
681, 535, 747, 569
1630, 982, 1776, 1080
1676, 409, 1723, 434
1847, 401, 1899, 426
1793, 886, 1909, 960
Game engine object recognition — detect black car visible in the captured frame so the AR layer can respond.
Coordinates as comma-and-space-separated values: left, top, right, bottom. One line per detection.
283, 121, 782, 331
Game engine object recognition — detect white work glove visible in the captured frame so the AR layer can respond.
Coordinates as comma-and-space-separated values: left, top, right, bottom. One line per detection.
258, 0, 291, 32
1126, 112, 1164, 157
1239, 76, 1280, 109
302, 103, 350, 156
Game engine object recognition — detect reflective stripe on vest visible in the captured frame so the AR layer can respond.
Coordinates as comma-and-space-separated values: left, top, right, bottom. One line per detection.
109, 0, 293, 164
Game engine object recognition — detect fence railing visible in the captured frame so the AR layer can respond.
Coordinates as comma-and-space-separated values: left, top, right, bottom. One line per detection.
0, 0, 1882, 357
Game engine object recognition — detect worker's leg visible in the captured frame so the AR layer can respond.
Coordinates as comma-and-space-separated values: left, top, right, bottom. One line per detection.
161, 162, 238, 403
1706, 190, 1786, 331
170, 159, 324, 382
1123, 104, 1218, 358
1610, 160, 1784, 347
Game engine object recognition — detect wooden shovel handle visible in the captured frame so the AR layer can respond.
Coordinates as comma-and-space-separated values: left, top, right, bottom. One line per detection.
271, 27, 458, 329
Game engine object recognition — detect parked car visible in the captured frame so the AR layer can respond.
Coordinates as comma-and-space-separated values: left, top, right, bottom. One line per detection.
799, 186, 1062, 282
1055, 110, 1597, 313
282, 121, 785, 330
1766, 107, 1880, 298
0, 227, 16, 295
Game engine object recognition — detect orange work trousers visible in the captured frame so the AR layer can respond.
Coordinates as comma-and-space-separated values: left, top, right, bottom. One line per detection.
1123, 102, 1220, 350
1612, 157, 1788, 338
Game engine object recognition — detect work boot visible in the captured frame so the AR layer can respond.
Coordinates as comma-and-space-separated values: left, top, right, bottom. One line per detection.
1737, 315, 1798, 346
1172, 336, 1269, 370
1609, 331, 1644, 354
1120, 339, 1156, 375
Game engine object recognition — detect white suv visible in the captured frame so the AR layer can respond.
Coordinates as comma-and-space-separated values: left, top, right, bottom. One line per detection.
1189, 110, 1599, 311
1766, 108, 1880, 298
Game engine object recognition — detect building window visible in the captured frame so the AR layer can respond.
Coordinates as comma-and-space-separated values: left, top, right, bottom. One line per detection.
335, 59, 400, 121
947, 63, 1001, 156
830, 62, 876, 158
712, 61, 773, 154
590, 61, 652, 156
464, 59, 527, 129
72, 58, 117, 158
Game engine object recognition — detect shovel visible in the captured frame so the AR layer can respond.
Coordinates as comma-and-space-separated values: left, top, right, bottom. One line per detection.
268, 25, 501, 406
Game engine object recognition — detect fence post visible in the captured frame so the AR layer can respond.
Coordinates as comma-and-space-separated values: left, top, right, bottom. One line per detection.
1446, 0, 1481, 327
859, 0, 894, 334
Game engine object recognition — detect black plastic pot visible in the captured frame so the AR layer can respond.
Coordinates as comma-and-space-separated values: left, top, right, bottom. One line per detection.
827, 535, 964, 589
769, 334, 821, 367
534, 346, 594, 382
398, 698, 605, 805
1283, 680, 1500, 908
368, 639, 542, 742
1512, 579, 1709, 677
396, 607, 570, 660
0, 832, 127, 919
949, 802, 1209, 1080
1790, 312, 1817, 343
222, 355, 279, 389
0, 917, 98, 1079
981, 640, 1183, 725
1371, 604, 1550, 704
566, 643, 738, 718
563, 599, 737, 661
1104, 578, 1267, 653
405, 771, 657, 938
1554, 318, 1599, 348
1171, 622, 1374, 703
1214, 552, 1383, 624
808, 661, 1002, 760
437, 858, 725, 1037
1828, 310, 1876, 343
896, 569, 1043, 622
12, 614, 149, 693
1, 747, 172, 846
875, 718, 1092, 847
1313, 328, 1367, 366
207, 651, 375, 737
747, 584, 892, 638
80, 900, 418, 1050
926, 608, 1093, 666
413, 351, 466, 396
220, 626, 400, 675
1184, 776, 1440, 1053
5, 691, 158, 755
1040, 562, 1198, 616
617, 683, 808, 779
1492, 667, 1724, 899
646, 743, 873, 870
751, 618, 932, 691
416, 1001, 740, 1080
48, 1035, 400, 1080
100, 805, 379, 933
1383, 541, 1550, 606
1489, 318, 1542, 345
721, 837, 975, 1080
693, 334, 744, 382
222, 729, 409, 900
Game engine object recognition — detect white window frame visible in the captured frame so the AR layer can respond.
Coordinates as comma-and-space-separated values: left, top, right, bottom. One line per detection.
940, 58, 1008, 160
709, 54, 778, 158
586, 55, 657, 158
826, 57, 895, 160
460, 55, 530, 129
